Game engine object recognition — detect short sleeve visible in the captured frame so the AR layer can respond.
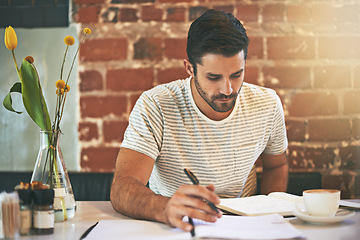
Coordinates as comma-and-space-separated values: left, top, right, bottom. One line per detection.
121, 92, 164, 160
263, 95, 288, 155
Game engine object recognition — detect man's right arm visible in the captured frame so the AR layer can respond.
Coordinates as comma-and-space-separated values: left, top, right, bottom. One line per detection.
110, 147, 168, 222
110, 147, 222, 232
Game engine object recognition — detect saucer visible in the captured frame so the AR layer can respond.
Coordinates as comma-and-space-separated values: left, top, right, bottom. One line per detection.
293, 208, 355, 225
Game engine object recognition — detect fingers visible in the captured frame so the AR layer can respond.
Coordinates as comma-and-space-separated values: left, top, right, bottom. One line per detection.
178, 184, 221, 207
206, 184, 216, 192
163, 185, 222, 232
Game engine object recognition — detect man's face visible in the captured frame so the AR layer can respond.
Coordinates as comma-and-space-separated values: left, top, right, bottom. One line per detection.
193, 51, 245, 113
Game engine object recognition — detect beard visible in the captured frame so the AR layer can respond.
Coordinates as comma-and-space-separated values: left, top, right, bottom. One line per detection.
194, 75, 241, 113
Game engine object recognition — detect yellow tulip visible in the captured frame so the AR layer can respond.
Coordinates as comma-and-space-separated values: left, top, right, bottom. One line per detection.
4, 26, 18, 50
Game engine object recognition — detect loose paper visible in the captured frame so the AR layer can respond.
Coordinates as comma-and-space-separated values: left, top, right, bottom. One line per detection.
84, 214, 304, 240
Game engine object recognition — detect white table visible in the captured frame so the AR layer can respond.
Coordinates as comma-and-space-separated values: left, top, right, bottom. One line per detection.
20, 201, 360, 240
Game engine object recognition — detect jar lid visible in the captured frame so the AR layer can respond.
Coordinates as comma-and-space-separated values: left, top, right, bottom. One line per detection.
16, 189, 33, 205
33, 189, 54, 205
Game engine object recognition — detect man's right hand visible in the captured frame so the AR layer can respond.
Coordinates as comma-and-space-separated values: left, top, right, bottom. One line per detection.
162, 184, 222, 232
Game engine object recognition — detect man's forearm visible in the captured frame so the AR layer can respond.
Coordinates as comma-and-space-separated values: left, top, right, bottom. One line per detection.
260, 163, 288, 195
110, 176, 169, 223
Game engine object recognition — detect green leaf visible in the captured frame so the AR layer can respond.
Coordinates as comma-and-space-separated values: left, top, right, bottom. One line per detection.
20, 59, 51, 131
3, 82, 23, 114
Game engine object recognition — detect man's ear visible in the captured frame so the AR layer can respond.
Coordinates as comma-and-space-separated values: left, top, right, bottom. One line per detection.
183, 59, 194, 77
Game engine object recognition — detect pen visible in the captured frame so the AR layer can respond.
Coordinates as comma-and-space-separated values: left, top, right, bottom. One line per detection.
188, 216, 195, 237
184, 168, 220, 213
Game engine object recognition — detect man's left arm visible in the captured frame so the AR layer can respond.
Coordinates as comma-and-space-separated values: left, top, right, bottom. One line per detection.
260, 152, 289, 195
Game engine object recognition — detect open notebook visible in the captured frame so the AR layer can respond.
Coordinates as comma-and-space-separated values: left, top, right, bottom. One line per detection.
218, 192, 302, 216
218, 192, 360, 216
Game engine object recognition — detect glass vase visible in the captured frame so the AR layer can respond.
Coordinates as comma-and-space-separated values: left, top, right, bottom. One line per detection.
31, 130, 76, 222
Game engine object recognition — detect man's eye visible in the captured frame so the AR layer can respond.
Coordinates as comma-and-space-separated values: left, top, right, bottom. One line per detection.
208, 76, 220, 81
231, 74, 241, 79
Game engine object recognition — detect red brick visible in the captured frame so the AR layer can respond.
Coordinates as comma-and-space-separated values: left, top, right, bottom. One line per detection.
80, 146, 119, 171
166, 7, 185, 22
119, 8, 138, 22
106, 68, 154, 91
288, 92, 338, 117
80, 96, 127, 118
308, 119, 351, 141
189, 6, 208, 21
75, 0, 105, 4
213, 5, 234, 14
267, 37, 315, 59
355, 66, 360, 88
247, 36, 263, 60
236, 5, 259, 22
79, 70, 103, 92
286, 146, 303, 169
103, 120, 129, 142
287, 5, 311, 22
80, 39, 127, 61
263, 67, 311, 89
340, 145, 360, 170
303, 147, 336, 169
141, 5, 163, 22
353, 119, 360, 139
158, 0, 192, 3
76, 6, 101, 23
101, 7, 118, 23
287, 146, 335, 169
314, 66, 351, 88
344, 90, 360, 114
134, 38, 162, 60
318, 37, 360, 59
244, 66, 259, 85
130, 93, 142, 111
164, 38, 187, 59
78, 122, 99, 141
337, 4, 360, 23
311, 3, 336, 23
263, 4, 285, 22
158, 68, 189, 84
286, 120, 306, 142
111, 0, 153, 3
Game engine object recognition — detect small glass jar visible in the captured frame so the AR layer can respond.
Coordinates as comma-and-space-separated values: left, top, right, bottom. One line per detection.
32, 189, 55, 235
16, 189, 32, 235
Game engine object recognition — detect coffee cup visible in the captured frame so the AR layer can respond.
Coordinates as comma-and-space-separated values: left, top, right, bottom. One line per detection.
302, 189, 340, 217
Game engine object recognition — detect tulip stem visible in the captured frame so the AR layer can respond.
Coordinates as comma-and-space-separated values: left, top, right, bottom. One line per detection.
11, 50, 19, 73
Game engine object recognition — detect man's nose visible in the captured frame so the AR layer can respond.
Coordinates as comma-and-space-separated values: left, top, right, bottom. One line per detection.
219, 78, 233, 95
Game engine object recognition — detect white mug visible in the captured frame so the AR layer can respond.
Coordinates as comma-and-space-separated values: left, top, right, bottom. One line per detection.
302, 189, 340, 217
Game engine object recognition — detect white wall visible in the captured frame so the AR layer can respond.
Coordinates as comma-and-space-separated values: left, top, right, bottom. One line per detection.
0, 25, 79, 171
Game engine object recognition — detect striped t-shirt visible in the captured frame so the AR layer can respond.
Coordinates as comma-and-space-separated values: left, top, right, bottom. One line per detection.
121, 77, 288, 198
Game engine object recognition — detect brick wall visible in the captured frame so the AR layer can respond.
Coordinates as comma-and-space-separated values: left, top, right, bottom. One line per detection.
73, 0, 360, 198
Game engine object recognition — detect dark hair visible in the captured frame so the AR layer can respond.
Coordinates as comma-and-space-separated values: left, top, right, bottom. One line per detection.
186, 9, 249, 75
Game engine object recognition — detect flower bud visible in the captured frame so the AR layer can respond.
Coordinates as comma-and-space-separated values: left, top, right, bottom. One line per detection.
84, 28, 91, 35
55, 79, 66, 89
56, 89, 64, 96
25, 56, 34, 64
64, 85, 70, 92
4, 26, 18, 50
64, 36, 75, 46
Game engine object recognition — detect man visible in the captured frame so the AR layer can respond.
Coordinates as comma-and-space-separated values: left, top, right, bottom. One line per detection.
110, 9, 288, 232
